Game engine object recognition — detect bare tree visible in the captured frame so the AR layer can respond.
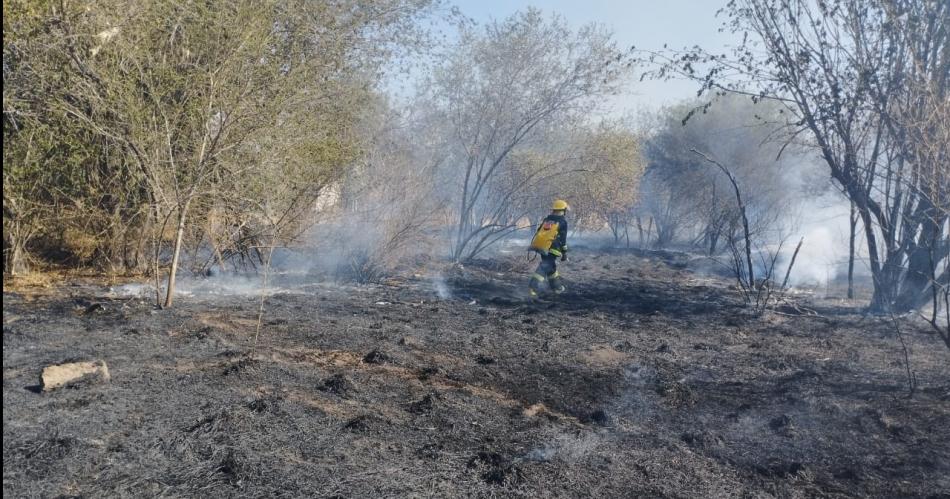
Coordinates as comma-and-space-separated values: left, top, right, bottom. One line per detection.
693, 149, 802, 314
640, 96, 797, 253
423, 8, 627, 261
639, 0, 949, 314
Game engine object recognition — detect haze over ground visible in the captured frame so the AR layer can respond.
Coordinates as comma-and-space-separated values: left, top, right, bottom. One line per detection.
416, 1, 862, 288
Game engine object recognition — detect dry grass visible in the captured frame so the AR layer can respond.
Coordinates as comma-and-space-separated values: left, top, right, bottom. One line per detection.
3, 270, 59, 292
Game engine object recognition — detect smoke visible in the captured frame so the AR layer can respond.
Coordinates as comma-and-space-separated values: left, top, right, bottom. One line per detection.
432, 272, 452, 300
108, 283, 155, 299
611, 363, 660, 422
175, 274, 291, 296
778, 193, 869, 290
108, 268, 308, 299
522, 432, 602, 463
786, 226, 840, 286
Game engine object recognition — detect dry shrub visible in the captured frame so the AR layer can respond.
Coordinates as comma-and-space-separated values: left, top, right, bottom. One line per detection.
61, 228, 99, 263
3, 271, 58, 291
334, 248, 388, 284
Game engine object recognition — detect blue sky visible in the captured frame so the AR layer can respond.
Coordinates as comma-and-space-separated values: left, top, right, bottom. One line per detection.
448, 0, 742, 113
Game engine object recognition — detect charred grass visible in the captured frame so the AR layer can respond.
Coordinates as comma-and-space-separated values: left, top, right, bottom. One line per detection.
3, 249, 949, 497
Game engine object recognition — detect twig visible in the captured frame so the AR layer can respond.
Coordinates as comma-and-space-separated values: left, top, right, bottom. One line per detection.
874, 275, 918, 397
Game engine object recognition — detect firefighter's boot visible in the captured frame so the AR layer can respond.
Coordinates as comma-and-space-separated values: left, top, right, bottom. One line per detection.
528, 273, 546, 298
548, 271, 566, 294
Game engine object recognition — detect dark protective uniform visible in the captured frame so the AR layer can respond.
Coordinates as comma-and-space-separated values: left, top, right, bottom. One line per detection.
529, 213, 568, 296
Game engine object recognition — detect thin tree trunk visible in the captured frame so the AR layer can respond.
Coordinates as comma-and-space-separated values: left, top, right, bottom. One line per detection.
163, 201, 191, 308
647, 217, 654, 248
853, 198, 888, 312
152, 207, 163, 306
708, 228, 720, 256
254, 229, 279, 349
636, 215, 644, 248
848, 201, 858, 300
894, 213, 945, 312
693, 149, 754, 287
6, 229, 25, 276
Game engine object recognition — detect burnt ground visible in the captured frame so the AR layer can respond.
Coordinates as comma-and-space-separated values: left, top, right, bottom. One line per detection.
3, 248, 949, 498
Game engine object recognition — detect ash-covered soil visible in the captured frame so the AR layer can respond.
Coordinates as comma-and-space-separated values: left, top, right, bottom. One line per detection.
4, 249, 949, 498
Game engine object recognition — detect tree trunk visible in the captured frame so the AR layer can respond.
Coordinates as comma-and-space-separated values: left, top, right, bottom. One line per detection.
647, 217, 654, 248
4, 220, 29, 276
895, 237, 942, 312
6, 236, 24, 276
655, 222, 673, 249
135, 210, 155, 273
848, 201, 857, 299
163, 202, 191, 308
708, 228, 720, 256
636, 216, 644, 248
858, 204, 888, 312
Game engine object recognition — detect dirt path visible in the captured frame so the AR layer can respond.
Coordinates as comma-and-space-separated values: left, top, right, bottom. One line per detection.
4, 249, 949, 497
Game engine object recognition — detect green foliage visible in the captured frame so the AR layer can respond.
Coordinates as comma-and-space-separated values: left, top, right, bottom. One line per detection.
3, 0, 436, 275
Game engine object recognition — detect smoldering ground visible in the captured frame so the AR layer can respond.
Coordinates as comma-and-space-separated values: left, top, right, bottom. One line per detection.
4, 247, 948, 498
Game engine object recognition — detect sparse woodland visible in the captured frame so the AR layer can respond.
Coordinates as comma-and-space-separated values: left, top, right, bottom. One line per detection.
3, 0, 947, 333
3, 2, 949, 497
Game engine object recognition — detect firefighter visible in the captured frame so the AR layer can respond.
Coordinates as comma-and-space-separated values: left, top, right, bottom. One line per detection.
527, 199, 570, 297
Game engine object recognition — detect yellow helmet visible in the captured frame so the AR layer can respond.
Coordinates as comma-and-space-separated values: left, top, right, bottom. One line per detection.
552, 199, 569, 211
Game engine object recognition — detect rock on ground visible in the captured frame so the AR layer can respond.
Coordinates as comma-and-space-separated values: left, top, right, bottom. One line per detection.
41, 360, 110, 391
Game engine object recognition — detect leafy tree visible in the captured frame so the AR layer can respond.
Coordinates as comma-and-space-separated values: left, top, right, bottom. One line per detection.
563, 121, 645, 244
3, 0, 439, 308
